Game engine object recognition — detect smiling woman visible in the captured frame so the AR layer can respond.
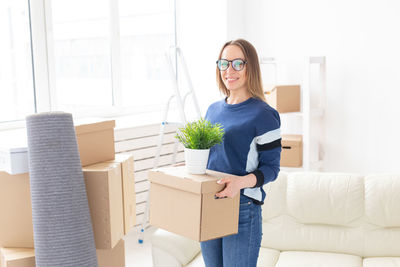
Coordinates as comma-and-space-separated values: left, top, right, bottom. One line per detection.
202, 39, 282, 267
216, 39, 266, 103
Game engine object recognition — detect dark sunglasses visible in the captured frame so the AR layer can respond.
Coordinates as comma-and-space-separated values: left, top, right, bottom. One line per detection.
216, 58, 247, 71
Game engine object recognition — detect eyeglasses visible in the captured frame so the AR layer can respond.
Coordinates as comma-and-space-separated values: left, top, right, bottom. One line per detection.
216, 58, 247, 71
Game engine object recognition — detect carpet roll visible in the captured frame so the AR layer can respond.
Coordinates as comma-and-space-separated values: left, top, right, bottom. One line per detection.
26, 112, 98, 267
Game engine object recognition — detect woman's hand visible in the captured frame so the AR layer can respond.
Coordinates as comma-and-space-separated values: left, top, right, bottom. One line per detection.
215, 173, 257, 199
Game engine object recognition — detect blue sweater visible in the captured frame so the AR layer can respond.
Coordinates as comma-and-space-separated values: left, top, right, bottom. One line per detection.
205, 97, 281, 204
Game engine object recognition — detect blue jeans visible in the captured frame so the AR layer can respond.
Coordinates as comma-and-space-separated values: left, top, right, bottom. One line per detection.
200, 194, 262, 267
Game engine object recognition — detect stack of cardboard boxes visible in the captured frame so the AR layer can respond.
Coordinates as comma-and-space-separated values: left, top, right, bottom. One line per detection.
265, 85, 303, 167
0, 120, 135, 267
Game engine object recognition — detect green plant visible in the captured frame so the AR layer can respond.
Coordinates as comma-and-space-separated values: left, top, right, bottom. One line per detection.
175, 118, 224, 149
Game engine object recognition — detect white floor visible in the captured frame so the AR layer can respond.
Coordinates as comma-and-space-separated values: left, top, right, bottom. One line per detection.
124, 226, 157, 267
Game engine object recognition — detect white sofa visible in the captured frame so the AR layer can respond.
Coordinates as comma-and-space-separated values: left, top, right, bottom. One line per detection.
151, 171, 400, 267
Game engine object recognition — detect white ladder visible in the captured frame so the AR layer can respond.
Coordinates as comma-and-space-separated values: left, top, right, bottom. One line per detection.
138, 46, 201, 243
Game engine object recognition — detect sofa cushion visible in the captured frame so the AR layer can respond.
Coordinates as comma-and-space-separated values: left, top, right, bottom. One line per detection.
151, 229, 200, 266
261, 218, 365, 256
257, 247, 280, 267
261, 172, 365, 256
365, 174, 400, 227
152, 246, 183, 267
186, 253, 204, 267
363, 226, 400, 257
286, 172, 364, 226
363, 174, 400, 257
274, 251, 362, 267
262, 172, 287, 221
363, 257, 400, 267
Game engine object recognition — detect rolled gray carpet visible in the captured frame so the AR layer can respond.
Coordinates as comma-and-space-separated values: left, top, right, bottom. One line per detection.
26, 112, 98, 267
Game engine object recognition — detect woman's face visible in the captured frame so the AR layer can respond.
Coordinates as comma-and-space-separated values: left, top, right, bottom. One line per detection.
220, 45, 247, 94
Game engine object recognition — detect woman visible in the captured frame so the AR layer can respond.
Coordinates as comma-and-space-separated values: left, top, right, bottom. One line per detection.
202, 39, 281, 267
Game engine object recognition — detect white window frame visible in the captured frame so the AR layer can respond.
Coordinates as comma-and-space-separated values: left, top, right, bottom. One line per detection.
0, 0, 177, 130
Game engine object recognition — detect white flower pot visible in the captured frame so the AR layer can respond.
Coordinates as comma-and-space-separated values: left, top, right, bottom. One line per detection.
184, 148, 210, 174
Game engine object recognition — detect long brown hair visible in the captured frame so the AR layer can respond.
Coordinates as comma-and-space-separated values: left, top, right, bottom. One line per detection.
216, 39, 266, 102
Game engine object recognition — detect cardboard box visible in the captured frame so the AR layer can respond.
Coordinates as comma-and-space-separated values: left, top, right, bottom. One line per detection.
0, 172, 34, 248
149, 166, 240, 242
0, 120, 116, 175
96, 239, 125, 267
0, 248, 35, 267
76, 120, 116, 167
281, 135, 303, 167
265, 85, 301, 113
0, 148, 29, 175
106, 154, 136, 235
83, 162, 124, 249
0, 240, 125, 267
0, 129, 29, 175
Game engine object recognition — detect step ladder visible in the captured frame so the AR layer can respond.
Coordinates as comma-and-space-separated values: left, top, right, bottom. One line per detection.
138, 46, 202, 243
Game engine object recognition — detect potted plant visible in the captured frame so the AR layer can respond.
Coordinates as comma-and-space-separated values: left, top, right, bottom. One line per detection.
175, 118, 224, 174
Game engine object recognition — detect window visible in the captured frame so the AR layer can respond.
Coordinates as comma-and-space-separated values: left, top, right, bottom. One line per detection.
48, 0, 176, 114
0, 0, 35, 122
119, 0, 176, 111
0, 0, 177, 124
50, 0, 113, 111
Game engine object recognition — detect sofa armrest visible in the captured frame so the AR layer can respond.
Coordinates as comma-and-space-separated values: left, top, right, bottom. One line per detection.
151, 228, 201, 267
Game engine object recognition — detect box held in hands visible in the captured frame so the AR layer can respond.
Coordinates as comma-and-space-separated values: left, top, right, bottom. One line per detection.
149, 166, 240, 242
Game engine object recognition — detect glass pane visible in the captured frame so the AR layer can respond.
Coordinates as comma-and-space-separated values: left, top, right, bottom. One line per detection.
119, 0, 176, 110
0, 0, 35, 122
50, 0, 112, 111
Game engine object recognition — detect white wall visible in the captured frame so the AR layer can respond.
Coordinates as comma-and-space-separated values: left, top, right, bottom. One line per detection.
230, 0, 400, 173
175, 0, 227, 122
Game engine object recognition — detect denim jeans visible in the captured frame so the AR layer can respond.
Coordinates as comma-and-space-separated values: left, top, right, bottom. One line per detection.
200, 194, 262, 267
